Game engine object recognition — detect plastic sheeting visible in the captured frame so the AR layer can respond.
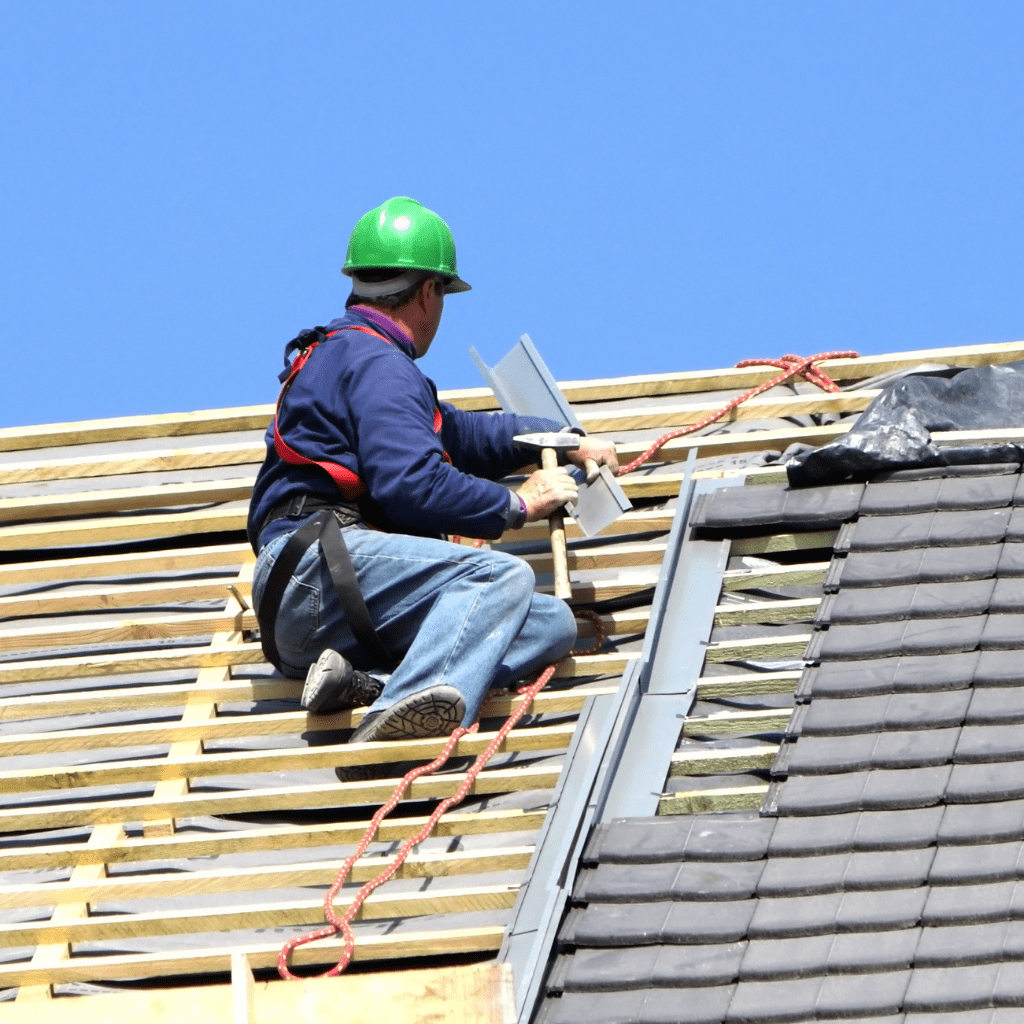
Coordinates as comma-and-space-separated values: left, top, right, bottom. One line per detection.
788, 361, 1024, 486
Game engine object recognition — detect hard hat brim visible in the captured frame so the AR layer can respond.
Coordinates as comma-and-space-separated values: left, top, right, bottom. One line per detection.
444, 276, 472, 294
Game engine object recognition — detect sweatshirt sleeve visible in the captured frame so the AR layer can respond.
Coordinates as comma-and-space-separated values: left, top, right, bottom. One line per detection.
438, 402, 567, 479
343, 343, 521, 539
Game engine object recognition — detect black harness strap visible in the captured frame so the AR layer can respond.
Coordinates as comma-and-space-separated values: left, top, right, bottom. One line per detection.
257, 510, 394, 672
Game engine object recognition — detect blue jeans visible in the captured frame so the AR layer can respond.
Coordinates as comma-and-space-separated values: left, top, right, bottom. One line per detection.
252, 523, 578, 726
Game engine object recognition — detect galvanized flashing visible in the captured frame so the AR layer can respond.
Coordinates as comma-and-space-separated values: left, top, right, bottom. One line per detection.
498, 659, 644, 1021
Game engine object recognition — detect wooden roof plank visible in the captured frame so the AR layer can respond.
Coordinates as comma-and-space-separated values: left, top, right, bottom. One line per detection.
0, 808, 550, 872
0, 766, 563, 832
0, 846, 535, 909
0, 884, 520, 947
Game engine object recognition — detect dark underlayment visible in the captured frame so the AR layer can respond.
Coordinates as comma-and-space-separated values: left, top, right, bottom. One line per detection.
539, 462, 1024, 1024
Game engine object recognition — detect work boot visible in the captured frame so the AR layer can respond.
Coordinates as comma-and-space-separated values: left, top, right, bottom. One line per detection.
336, 685, 467, 784
301, 649, 383, 714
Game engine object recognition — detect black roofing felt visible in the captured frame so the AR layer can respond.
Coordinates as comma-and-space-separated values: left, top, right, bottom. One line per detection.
538, 463, 1024, 1024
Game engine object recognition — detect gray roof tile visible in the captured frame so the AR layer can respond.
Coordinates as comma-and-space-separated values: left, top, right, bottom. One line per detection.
806, 653, 978, 698
845, 848, 935, 890
870, 728, 961, 769
981, 613, 1024, 649
863, 764, 952, 809
724, 976, 823, 1021
801, 691, 970, 735
913, 579, 996, 618
901, 615, 986, 655
650, 943, 747, 987
939, 474, 1018, 510
914, 921, 1008, 966
903, 963, 1000, 1012
854, 807, 946, 849
835, 887, 928, 931
640, 985, 736, 1024
851, 513, 934, 551
955, 724, 1024, 763
816, 969, 911, 1018
768, 811, 861, 856
580, 863, 680, 903
919, 545, 1002, 582
997, 918, 1024, 960
860, 478, 942, 515
997, 543, 1024, 576
541, 989, 646, 1024
992, 959, 1024, 1005
680, 814, 777, 862
580, 861, 766, 903
738, 934, 833, 980
562, 946, 659, 991
938, 799, 1024, 845
946, 762, 1024, 803
828, 928, 920, 971
775, 771, 868, 815
829, 584, 917, 623
756, 854, 850, 897
921, 880, 1017, 925
966, 687, 1024, 723
1005, 507, 1024, 542
573, 902, 672, 947
929, 508, 1011, 546
989, 577, 1024, 612
784, 733, 875, 774
973, 650, 1024, 687
747, 893, 845, 937
819, 621, 909, 660
929, 842, 1024, 886
839, 549, 924, 587
596, 817, 693, 863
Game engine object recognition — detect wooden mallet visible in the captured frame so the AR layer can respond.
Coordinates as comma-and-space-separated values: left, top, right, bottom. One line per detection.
513, 432, 581, 600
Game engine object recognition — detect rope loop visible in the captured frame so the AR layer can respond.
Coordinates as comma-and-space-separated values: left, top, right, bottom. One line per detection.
616, 350, 859, 476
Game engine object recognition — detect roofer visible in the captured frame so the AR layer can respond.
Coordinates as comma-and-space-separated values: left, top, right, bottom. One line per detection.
247, 197, 618, 772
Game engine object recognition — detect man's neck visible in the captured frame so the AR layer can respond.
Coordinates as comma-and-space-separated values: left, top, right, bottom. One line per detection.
349, 305, 415, 348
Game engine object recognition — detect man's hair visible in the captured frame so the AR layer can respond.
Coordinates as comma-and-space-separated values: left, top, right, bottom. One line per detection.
345, 268, 434, 310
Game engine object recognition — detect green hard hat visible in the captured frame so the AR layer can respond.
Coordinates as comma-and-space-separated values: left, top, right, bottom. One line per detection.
343, 196, 471, 294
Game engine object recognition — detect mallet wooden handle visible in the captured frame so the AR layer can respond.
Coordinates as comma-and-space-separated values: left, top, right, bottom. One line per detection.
542, 447, 572, 600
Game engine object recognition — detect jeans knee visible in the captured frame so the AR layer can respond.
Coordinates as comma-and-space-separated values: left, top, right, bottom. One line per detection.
489, 554, 536, 608
536, 594, 578, 659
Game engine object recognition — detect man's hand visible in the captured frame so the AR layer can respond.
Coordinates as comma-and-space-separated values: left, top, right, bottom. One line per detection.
566, 435, 619, 476
517, 468, 579, 522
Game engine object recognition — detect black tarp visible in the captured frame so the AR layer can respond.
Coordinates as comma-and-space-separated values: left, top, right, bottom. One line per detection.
787, 361, 1024, 486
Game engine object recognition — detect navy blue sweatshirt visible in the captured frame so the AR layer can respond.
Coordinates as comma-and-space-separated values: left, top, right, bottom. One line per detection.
247, 306, 562, 551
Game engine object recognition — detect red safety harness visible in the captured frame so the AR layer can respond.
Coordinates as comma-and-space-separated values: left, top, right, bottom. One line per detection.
272, 324, 450, 495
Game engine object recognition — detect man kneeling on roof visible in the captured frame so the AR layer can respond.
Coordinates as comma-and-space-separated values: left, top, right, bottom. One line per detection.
247, 197, 618, 778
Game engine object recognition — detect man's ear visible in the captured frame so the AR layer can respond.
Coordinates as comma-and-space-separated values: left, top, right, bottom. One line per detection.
416, 278, 435, 311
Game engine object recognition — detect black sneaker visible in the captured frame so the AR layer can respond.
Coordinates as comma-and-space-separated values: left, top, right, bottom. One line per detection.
347, 685, 466, 743
335, 685, 467, 784
301, 649, 383, 714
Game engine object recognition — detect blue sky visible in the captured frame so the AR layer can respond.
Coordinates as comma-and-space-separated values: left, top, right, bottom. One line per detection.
1, 1, 1022, 427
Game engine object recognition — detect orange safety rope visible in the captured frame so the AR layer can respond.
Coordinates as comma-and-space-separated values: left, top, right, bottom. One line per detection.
277, 609, 606, 980
277, 353, 855, 979
616, 351, 859, 476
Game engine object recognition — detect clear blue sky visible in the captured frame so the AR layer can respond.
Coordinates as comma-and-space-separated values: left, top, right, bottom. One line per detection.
2, 1, 1022, 428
